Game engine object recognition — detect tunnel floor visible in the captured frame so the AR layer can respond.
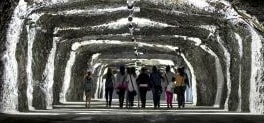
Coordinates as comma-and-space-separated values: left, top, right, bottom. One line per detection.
1, 100, 264, 123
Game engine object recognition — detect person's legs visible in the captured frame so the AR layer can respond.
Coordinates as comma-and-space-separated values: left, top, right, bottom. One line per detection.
140, 88, 147, 108
88, 97, 91, 108
139, 88, 144, 107
88, 92, 91, 108
177, 92, 181, 108
179, 88, 185, 107
152, 90, 157, 108
155, 87, 161, 108
131, 94, 134, 107
125, 91, 129, 108
143, 91, 147, 108
122, 90, 126, 107
85, 91, 88, 108
118, 91, 122, 107
180, 92, 183, 108
171, 93, 174, 108
128, 91, 132, 108
154, 91, 160, 108
157, 93, 161, 108
176, 86, 183, 108
181, 87, 186, 108
105, 88, 109, 107
168, 92, 173, 108
119, 90, 125, 108
109, 88, 113, 107
166, 91, 170, 108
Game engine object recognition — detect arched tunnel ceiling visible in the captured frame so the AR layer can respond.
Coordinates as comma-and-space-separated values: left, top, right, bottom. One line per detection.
77, 46, 187, 68
1, 0, 264, 114
28, 0, 261, 60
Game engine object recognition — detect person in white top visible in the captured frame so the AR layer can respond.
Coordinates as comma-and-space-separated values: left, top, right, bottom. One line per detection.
126, 67, 138, 108
163, 66, 175, 108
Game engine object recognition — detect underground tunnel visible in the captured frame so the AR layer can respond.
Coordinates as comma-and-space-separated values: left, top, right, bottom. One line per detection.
0, 0, 264, 122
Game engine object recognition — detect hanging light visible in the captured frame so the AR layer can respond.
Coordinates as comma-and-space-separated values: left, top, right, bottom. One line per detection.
128, 16, 133, 22
127, 0, 134, 10
127, 0, 140, 58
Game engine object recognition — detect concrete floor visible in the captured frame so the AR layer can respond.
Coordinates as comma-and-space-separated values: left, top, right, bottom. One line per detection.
1, 100, 264, 123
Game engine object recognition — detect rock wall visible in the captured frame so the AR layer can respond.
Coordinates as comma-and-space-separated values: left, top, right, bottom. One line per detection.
53, 42, 72, 104
185, 48, 217, 106
31, 19, 54, 109
16, 25, 29, 111
0, 0, 19, 110
66, 52, 91, 101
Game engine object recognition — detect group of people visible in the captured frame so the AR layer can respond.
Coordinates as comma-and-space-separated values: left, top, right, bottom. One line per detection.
83, 65, 189, 109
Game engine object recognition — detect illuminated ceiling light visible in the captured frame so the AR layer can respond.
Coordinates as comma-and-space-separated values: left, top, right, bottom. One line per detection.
127, 0, 134, 10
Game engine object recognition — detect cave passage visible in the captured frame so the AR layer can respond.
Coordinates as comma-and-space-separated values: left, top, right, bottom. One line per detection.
0, 0, 264, 117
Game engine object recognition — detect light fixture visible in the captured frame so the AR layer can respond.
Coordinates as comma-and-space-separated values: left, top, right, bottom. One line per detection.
128, 16, 133, 22
127, 0, 134, 9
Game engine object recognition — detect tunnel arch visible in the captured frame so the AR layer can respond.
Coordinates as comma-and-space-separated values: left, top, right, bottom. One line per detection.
58, 39, 224, 107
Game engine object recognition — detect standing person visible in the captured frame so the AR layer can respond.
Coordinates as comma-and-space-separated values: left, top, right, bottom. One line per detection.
126, 67, 138, 108
116, 66, 127, 108
136, 67, 150, 108
166, 77, 175, 108
163, 66, 175, 108
83, 71, 94, 108
181, 67, 190, 107
150, 66, 163, 109
103, 68, 115, 108
175, 68, 187, 108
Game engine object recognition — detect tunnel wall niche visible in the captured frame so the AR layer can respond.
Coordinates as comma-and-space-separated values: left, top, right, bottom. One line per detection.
53, 41, 72, 104
66, 52, 91, 101
183, 47, 217, 106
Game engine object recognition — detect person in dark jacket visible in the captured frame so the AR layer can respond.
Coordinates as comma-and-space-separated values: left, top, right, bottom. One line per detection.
136, 67, 150, 108
181, 67, 189, 108
150, 66, 163, 109
103, 68, 115, 108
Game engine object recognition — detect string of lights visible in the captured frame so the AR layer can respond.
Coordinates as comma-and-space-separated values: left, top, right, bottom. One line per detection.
127, 0, 138, 57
